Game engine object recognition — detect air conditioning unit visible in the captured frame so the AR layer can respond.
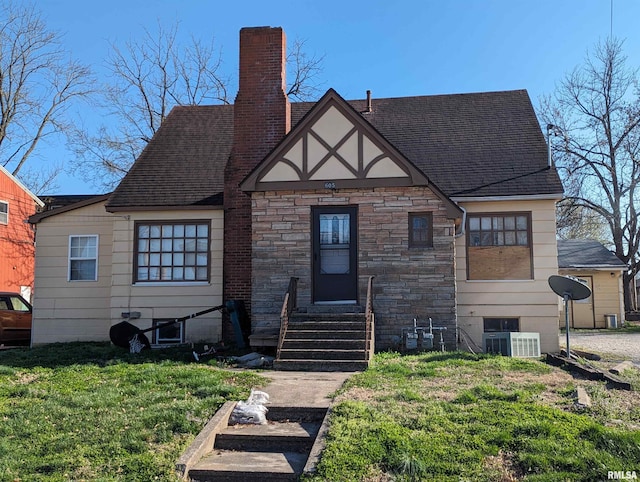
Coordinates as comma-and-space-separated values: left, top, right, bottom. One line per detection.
482, 332, 540, 358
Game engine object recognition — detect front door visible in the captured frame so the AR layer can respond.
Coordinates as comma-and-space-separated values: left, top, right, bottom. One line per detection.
312, 206, 358, 303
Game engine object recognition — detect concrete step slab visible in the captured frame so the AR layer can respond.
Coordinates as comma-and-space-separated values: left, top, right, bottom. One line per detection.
279, 348, 367, 360
215, 421, 320, 451
282, 339, 366, 349
284, 329, 365, 340
190, 450, 304, 481
274, 359, 369, 371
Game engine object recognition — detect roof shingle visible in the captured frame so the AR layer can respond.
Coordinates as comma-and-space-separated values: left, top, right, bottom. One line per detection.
106, 89, 563, 210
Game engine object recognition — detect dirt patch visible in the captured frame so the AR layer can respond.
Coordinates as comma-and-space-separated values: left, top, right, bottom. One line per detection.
484, 450, 523, 482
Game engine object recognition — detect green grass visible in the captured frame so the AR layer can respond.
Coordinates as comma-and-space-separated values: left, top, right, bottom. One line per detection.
0, 343, 265, 481
306, 352, 640, 482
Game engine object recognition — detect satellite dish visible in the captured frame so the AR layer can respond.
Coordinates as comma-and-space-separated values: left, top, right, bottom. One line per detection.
549, 275, 592, 359
548, 275, 591, 300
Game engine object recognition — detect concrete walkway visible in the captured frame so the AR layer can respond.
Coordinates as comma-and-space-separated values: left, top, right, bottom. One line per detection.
258, 370, 355, 407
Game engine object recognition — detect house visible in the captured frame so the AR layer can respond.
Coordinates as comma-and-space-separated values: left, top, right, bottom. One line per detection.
0, 164, 44, 299
28, 26, 564, 356
557, 239, 626, 328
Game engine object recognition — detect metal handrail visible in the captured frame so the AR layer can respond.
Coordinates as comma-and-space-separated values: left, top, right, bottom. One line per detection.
276, 277, 298, 360
365, 275, 375, 362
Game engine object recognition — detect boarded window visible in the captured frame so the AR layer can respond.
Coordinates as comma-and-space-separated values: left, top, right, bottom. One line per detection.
467, 213, 532, 280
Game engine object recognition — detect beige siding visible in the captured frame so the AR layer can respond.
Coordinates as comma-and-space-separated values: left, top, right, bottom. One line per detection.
32, 205, 224, 345
456, 199, 560, 353
31, 202, 114, 344
110, 210, 224, 344
559, 269, 624, 329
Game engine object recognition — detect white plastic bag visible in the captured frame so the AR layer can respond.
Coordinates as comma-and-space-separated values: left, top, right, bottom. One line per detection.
228, 389, 270, 425
247, 389, 270, 405
229, 400, 268, 425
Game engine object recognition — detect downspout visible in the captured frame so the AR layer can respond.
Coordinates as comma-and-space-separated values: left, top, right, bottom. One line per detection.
454, 205, 467, 238
453, 204, 466, 350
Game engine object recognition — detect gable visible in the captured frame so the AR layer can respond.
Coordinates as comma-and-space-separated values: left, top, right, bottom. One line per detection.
242, 89, 430, 192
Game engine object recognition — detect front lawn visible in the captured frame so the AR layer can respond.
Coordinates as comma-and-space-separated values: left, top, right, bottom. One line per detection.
308, 352, 640, 481
0, 343, 265, 481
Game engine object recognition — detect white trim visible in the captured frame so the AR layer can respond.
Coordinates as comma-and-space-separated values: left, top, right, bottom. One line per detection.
452, 193, 563, 203
133, 281, 210, 287
560, 266, 626, 271
0, 164, 44, 207
68, 234, 99, 281
463, 279, 536, 283
0, 200, 8, 225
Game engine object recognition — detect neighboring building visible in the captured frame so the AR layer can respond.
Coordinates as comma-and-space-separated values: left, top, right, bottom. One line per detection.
557, 239, 626, 329
29, 26, 564, 354
0, 165, 44, 299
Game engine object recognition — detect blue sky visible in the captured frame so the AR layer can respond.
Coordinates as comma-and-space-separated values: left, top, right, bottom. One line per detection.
34, 0, 640, 194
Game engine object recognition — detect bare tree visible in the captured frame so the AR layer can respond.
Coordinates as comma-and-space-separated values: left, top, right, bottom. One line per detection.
539, 38, 640, 311
286, 38, 324, 101
70, 22, 324, 189
0, 1, 93, 193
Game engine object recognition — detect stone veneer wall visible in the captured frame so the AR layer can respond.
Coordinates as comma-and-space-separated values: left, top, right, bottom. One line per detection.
251, 186, 458, 350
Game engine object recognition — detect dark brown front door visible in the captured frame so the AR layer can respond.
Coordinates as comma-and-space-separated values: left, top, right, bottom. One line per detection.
312, 206, 358, 303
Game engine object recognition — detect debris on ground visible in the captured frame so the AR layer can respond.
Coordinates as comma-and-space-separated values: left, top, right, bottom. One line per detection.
573, 386, 592, 410
229, 389, 270, 425
232, 352, 275, 368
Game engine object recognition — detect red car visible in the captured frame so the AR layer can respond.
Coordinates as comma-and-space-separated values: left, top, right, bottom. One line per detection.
0, 292, 32, 345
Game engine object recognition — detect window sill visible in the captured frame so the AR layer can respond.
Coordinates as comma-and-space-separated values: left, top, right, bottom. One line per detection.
133, 281, 210, 287
465, 279, 535, 283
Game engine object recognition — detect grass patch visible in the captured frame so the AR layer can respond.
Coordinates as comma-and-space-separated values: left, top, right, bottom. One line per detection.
0, 343, 265, 481
309, 352, 640, 481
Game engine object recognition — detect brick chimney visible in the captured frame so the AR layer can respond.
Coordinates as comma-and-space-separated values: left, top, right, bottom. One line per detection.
223, 27, 291, 341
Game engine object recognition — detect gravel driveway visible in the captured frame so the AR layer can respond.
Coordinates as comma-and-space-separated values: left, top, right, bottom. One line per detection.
559, 331, 640, 362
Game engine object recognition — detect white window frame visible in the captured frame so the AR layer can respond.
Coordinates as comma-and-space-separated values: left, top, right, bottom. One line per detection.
68, 235, 99, 282
0, 200, 8, 225
152, 319, 184, 344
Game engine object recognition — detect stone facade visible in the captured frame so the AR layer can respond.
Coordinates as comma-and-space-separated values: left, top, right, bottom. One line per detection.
251, 186, 458, 350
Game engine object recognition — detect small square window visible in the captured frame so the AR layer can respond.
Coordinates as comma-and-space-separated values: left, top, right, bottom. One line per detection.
409, 212, 433, 248
152, 319, 184, 344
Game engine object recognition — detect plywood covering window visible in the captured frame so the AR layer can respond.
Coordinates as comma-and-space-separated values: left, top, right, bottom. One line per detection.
409, 212, 433, 248
0, 201, 8, 225
467, 213, 532, 280
134, 221, 210, 282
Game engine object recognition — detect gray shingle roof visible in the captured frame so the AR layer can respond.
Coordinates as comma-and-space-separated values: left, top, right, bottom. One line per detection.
106, 89, 563, 210
106, 105, 232, 210
557, 239, 626, 269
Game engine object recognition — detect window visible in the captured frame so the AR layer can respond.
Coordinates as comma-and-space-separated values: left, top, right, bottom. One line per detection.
483, 318, 519, 332
468, 214, 529, 247
69, 235, 98, 281
134, 221, 210, 282
466, 212, 532, 280
152, 319, 184, 344
409, 212, 433, 248
0, 201, 8, 224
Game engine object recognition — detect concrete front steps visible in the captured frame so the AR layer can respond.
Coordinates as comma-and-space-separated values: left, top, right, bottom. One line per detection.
177, 404, 329, 481
274, 312, 370, 372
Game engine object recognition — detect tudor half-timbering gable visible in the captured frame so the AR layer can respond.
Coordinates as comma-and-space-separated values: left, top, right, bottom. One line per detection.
242, 89, 462, 349
244, 89, 426, 191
